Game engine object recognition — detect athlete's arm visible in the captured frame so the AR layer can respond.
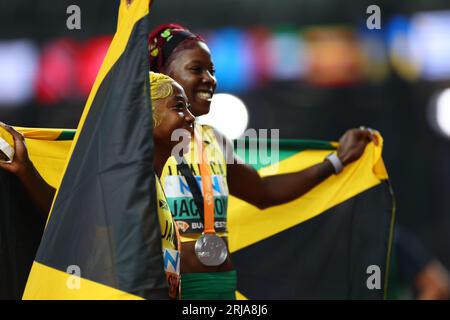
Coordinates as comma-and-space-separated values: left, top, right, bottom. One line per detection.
216, 128, 377, 209
0, 122, 55, 219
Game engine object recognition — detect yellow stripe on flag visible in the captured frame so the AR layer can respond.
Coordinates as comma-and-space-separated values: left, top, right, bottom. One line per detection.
15, 127, 65, 141
46, 0, 151, 225
228, 134, 388, 252
235, 291, 248, 300
22, 0, 157, 300
23, 262, 142, 300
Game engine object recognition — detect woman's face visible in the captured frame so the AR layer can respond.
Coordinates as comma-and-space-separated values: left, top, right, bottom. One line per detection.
164, 41, 217, 117
153, 82, 195, 149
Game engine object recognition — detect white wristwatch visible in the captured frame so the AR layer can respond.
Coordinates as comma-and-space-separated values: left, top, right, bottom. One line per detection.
0, 137, 14, 163
325, 153, 344, 174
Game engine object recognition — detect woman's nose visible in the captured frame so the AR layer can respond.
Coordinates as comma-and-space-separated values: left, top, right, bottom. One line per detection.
202, 70, 217, 87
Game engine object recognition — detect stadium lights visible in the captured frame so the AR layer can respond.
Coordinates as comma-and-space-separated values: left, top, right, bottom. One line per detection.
429, 89, 450, 140
196, 93, 249, 140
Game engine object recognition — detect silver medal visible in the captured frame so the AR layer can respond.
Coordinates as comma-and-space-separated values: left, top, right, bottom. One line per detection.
194, 234, 228, 266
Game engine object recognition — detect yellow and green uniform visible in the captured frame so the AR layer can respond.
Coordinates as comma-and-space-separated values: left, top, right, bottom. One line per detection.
160, 124, 237, 300
161, 124, 229, 241
155, 176, 181, 299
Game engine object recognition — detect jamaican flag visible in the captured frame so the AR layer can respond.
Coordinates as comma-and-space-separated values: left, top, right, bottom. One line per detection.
15, 0, 168, 299
0, 127, 74, 299
229, 136, 395, 299
0, 127, 78, 299
1, 131, 393, 299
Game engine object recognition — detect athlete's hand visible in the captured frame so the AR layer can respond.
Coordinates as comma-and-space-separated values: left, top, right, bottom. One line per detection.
0, 122, 34, 179
337, 127, 378, 166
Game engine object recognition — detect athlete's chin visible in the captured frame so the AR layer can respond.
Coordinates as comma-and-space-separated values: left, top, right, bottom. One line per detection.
192, 102, 211, 117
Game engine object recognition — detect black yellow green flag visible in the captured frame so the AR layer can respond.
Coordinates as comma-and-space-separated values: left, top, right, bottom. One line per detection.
2, 133, 393, 299
229, 137, 395, 299
19, 0, 169, 299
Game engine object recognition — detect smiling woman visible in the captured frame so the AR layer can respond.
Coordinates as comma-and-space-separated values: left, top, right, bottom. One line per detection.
149, 72, 195, 299
148, 23, 378, 300
149, 24, 216, 116
151, 72, 195, 176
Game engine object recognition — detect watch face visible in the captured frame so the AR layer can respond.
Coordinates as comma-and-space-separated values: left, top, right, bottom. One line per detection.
0, 139, 13, 163
326, 153, 343, 173
0, 150, 8, 161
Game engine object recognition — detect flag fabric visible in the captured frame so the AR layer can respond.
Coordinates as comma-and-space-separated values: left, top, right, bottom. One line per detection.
0, 128, 74, 299
20, 0, 169, 299
1, 131, 393, 299
228, 137, 395, 299
0, 168, 45, 299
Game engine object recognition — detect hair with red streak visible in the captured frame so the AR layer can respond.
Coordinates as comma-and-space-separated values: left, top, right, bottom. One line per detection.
148, 23, 206, 73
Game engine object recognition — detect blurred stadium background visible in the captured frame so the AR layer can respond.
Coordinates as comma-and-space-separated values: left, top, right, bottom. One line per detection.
1, 0, 450, 297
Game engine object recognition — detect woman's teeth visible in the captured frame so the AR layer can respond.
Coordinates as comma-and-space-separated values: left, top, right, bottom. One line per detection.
197, 91, 212, 101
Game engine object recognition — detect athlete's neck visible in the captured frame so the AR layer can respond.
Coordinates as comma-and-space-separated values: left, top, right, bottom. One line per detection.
153, 142, 171, 178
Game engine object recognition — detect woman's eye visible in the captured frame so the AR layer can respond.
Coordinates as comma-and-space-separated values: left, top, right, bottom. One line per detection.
190, 66, 202, 73
173, 104, 185, 111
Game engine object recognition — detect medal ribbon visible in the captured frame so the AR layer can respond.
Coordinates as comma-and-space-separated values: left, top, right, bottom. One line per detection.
194, 128, 215, 235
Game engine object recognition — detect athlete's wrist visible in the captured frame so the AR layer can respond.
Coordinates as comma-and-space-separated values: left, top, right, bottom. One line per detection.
325, 153, 344, 174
